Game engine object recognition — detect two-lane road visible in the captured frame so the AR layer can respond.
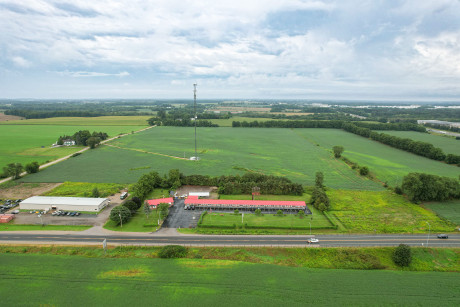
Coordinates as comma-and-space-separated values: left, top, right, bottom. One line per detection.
0, 233, 458, 247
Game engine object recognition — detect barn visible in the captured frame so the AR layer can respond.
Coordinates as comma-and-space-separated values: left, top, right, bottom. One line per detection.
20, 196, 109, 212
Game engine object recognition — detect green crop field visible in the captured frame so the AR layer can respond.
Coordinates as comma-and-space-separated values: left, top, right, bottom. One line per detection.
0, 115, 150, 126
377, 130, 460, 155
21, 127, 383, 190
210, 116, 287, 127
0, 253, 458, 306
328, 190, 455, 233
293, 129, 460, 186
43, 182, 126, 198
0, 124, 144, 170
423, 200, 460, 225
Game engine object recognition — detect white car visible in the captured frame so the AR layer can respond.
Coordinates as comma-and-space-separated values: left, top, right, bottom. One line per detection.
307, 238, 319, 244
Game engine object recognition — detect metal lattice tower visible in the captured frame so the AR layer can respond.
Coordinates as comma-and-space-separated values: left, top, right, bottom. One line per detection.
193, 83, 198, 161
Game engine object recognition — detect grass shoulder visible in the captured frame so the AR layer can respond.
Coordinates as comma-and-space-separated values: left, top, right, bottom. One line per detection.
0, 224, 91, 231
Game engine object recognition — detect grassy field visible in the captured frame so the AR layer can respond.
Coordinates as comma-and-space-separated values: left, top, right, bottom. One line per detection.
210, 116, 287, 127
293, 129, 460, 186
328, 190, 455, 233
423, 200, 460, 225
0, 115, 150, 126
21, 127, 383, 190
0, 253, 458, 306
0, 124, 145, 170
378, 130, 460, 155
43, 182, 126, 198
104, 205, 160, 232
200, 211, 332, 230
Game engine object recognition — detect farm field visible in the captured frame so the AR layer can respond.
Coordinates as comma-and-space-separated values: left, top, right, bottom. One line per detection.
423, 200, 460, 225
0, 115, 150, 126
0, 124, 144, 170
21, 127, 383, 190
43, 182, 126, 198
293, 129, 460, 186
0, 253, 458, 306
328, 190, 455, 233
377, 130, 460, 155
210, 116, 288, 127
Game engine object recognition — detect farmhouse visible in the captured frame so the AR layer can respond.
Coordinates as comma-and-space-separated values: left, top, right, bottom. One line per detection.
63, 139, 76, 146
146, 197, 174, 209
20, 196, 109, 212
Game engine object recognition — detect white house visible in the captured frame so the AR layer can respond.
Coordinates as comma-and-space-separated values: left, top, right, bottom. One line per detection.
63, 139, 76, 146
20, 196, 109, 212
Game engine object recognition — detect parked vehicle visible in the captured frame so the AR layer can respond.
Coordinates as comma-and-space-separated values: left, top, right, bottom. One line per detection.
437, 234, 448, 239
12, 210, 19, 214
120, 192, 128, 200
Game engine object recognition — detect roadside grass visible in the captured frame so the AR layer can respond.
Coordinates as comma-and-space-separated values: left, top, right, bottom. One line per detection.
21, 127, 384, 190
0, 124, 144, 170
423, 200, 460, 225
1, 253, 459, 306
0, 116, 151, 126
104, 206, 160, 232
377, 130, 460, 156
43, 182, 126, 198
0, 224, 91, 231
328, 190, 455, 233
0, 245, 458, 272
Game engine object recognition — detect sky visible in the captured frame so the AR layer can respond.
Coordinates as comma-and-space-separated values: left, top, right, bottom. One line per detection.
1, 0, 460, 101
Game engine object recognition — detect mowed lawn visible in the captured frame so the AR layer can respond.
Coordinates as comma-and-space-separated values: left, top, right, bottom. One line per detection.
0, 124, 145, 169
328, 190, 455, 233
377, 130, 460, 156
293, 129, 460, 186
22, 127, 383, 190
423, 200, 460, 225
0, 253, 458, 306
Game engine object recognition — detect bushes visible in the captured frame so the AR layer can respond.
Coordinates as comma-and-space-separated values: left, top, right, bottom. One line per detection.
402, 173, 460, 202
25, 162, 40, 174
393, 244, 412, 267
123, 200, 138, 214
158, 245, 188, 258
359, 166, 369, 176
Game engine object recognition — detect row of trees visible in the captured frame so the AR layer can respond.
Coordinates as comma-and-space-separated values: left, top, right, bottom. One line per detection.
148, 117, 218, 127
1, 161, 40, 179
309, 172, 330, 212
232, 120, 344, 129
57, 130, 108, 148
343, 123, 460, 164
401, 173, 460, 202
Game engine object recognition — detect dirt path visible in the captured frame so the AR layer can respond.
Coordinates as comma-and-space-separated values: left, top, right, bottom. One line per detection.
0, 125, 157, 185
104, 144, 189, 160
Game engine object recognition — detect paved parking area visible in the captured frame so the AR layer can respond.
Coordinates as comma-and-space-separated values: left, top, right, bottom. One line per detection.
162, 199, 202, 228
10, 194, 123, 226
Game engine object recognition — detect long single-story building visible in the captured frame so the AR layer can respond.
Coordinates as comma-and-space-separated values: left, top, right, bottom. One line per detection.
184, 198, 307, 211
20, 196, 109, 212
146, 197, 174, 209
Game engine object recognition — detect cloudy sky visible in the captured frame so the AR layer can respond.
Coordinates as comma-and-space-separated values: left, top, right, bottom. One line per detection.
1, 0, 460, 100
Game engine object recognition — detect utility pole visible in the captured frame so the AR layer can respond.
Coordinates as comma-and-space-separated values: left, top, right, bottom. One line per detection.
193, 83, 198, 161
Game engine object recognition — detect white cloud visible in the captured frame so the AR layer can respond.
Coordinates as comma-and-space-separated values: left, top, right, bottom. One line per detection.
1, 1, 460, 99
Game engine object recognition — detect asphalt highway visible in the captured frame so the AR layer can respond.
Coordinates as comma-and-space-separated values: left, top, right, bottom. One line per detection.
0, 233, 458, 247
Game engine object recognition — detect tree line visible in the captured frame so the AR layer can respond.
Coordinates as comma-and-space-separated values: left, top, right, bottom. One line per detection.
401, 173, 460, 202
343, 123, 460, 165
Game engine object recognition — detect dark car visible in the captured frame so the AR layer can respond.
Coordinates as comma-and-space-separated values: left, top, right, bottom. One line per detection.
437, 234, 448, 239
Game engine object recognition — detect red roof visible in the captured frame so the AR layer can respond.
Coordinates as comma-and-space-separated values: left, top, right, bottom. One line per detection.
147, 198, 174, 207
187, 195, 199, 200
184, 199, 305, 207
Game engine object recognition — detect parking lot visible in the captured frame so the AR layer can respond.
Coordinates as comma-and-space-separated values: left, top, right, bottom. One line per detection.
3, 194, 123, 226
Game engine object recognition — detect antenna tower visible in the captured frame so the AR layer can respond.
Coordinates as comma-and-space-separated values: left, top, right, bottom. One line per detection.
193, 83, 198, 161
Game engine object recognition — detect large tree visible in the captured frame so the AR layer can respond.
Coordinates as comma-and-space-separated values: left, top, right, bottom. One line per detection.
3, 163, 24, 179
109, 206, 131, 225
25, 161, 40, 174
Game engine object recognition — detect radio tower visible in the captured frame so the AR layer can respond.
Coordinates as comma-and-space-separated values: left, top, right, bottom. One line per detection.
192, 83, 199, 161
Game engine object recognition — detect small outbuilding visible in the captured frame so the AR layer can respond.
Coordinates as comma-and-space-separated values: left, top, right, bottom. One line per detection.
20, 196, 109, 212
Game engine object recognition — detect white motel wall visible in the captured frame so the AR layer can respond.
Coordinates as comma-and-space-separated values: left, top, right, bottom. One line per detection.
20, 196, 109, 212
